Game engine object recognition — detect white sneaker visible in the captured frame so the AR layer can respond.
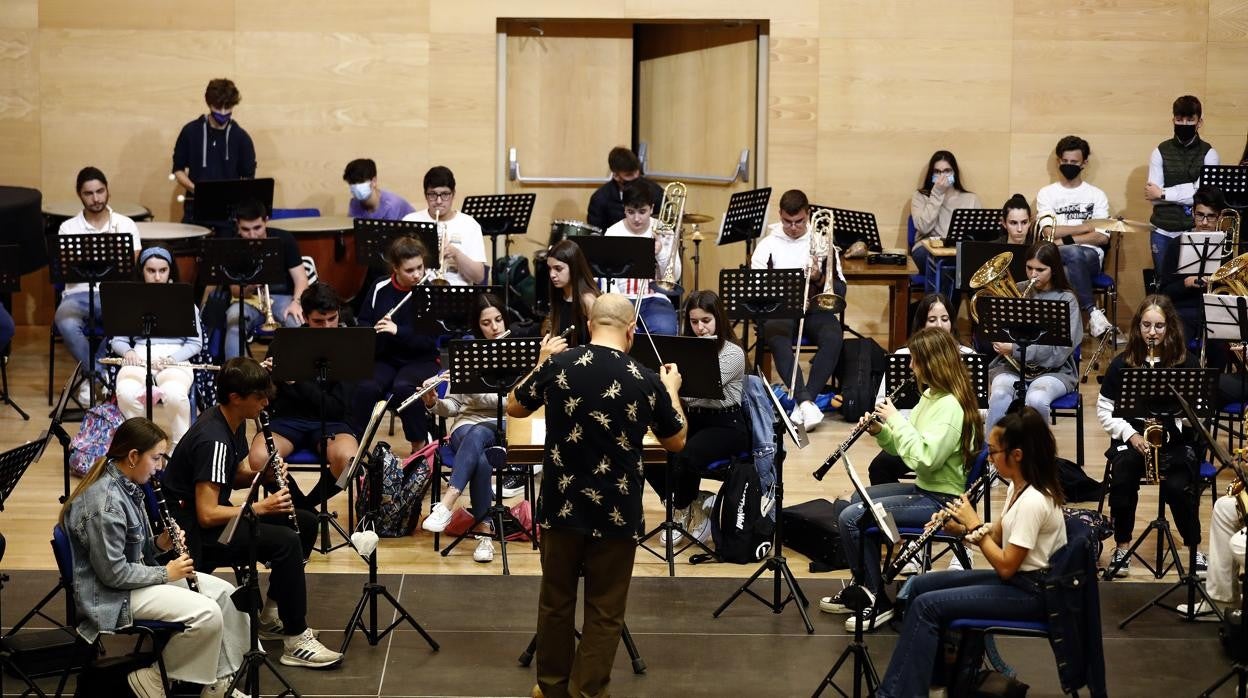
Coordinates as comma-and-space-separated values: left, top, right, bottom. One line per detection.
258, 598, 283, 640
789, 405, 804, 427
1089, 308, 1112, 338
280, 628, 344, 668
800, 401, 824, 431
473, 535, 494, 563
422, 503, 453, 533
947, 548, 973, 571
75, 381, 93, 406
1176, 600, 1221, 621
201, 675, 248, 698
687, 504, 711, 543
127, 663, 165, 698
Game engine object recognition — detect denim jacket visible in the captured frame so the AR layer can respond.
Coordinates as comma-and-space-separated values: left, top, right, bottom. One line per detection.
741, 375, 777, 519
1040, 517, 1108, 698
65, 461, 167, 643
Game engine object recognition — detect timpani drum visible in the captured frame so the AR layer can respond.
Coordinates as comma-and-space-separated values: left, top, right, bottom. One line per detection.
547, 219, 602, 247
266, 216, 362, 298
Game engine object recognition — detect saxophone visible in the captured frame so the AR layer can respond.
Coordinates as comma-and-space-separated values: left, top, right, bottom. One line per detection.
150, 478, 200, 593
258, 411, 300, 534
1141, 338, 1164, 484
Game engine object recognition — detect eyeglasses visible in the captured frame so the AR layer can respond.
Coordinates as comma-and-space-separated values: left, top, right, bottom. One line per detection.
425, 191, 453, 201
781, 218, 808, 229
1194, 212, 1217, 222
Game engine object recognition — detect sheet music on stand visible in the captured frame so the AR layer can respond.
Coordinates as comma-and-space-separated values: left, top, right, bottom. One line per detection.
718, 268, 804, 322
460, 194, 535, 238
1116, 367, 1217, 421
717, 187, 772, 247
810, 205, 883, 252
353, 219, 439, 269
885, 353, 988, 409
447, 337, 541, 395
1201, 164, 1248, 208
948, 208, 1003, 244
1203, 293, 1248, 342
48, 233, 136, 284
1175, 231, 1227, 277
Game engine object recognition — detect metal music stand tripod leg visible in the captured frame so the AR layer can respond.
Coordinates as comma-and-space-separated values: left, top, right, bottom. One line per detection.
636, 452, 715, 576
309, 363, 352, 554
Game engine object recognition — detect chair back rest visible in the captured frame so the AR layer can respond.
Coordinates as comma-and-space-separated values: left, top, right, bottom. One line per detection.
966, 444, 989, 488
906, 215, 917, 248
51, 523, 74, 585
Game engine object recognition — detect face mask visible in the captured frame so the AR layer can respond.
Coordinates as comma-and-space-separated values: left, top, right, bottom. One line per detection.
1173, 123, 1197, 142
210, 111, 231, 126
349, 182, 373, 202
1059, 163, 1082, 181
931, 173, 955, 187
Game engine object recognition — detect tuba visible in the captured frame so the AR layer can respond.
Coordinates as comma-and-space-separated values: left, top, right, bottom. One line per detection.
1218, 208, 1242, 260
1033, 213, 1058, 243
1209, 251, 1248, 296
808, 208, 845, 313
969, 252, 1035, 375
652, 181, 687, 293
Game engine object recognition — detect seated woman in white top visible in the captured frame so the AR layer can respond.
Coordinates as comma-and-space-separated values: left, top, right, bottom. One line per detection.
109, 246, 203, 449
401, 165, 487, 285
877, 407, 1067, 698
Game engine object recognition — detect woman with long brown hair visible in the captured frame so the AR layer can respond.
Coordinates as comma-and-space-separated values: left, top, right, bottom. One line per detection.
822, 327, 984, 632
61, 417, 248, 697
543, 239, 599, 347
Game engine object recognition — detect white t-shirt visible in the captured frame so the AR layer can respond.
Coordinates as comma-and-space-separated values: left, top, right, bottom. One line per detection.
600, 218, 680, 301
57, 207, 141, 296
1035, 181, 1111, 265
401, 209, 486, 286
1001, 483, 1067, 572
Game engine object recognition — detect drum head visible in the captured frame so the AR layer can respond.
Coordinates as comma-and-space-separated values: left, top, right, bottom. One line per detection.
549, 220, 603, 247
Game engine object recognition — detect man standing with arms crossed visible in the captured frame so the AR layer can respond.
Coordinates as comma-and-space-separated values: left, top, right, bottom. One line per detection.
509, 293, 686, 698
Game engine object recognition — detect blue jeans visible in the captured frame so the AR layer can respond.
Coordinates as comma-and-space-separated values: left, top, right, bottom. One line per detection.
449, 423, 499, 517
1058, 244, 1100, 312
0, 303, 14, 351
838, 483, 957, 596
53, 292, 103, 367
1150, 230, 1174, 280
911, 242, 933, 291
987, 372, 1068, 428
223, 294, 297, 359
879, 570, 1043, 698
637, 297, 677, 335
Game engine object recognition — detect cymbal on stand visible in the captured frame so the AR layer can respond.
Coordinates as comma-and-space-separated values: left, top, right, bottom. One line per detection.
682, 213, 714, 225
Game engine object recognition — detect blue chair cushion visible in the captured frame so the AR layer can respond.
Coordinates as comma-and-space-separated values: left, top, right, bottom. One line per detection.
949, 618, 1048, 634
438, 445, 456, 470
1050, 392, 1079, 410
1200, 461, 1216, 479
52, 524, 73, 582
270, 208, 321, 220
1220, 402, 1243, 416
706, 451, 750, 474
285, 448, 319, 465
1092, 272, 1114, 290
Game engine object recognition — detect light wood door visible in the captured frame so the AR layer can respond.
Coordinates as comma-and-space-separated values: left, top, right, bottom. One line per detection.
636, 23, 759, 294
503, 21, 634, 259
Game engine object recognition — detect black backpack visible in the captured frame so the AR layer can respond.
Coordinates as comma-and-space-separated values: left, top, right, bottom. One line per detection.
493, 255, 537, 321
710, 460, 775, 563
835, 338, 886, 422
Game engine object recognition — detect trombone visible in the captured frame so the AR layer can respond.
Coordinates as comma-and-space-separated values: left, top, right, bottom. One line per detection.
1033, 213, 1058, 244
787, 208, 845, 396
1218, 208, 1242, 259
652, 181, 687, 294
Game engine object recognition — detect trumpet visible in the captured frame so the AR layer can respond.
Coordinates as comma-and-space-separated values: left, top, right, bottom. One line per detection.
813, 378, 913, 481
430, 210, 450, 285
1033, 213, 1058, 243
101, 357, 220, 371
652, 181, 687, 294
260, 284, 280, 331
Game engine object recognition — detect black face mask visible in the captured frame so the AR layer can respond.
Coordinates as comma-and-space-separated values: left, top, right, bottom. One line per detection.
1174, 123, 1197, 142
1059, 163, 1082, 181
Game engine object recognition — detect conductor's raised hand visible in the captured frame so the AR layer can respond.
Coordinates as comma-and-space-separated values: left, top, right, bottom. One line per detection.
165, 553, 195, 583
660, 363, 682, 393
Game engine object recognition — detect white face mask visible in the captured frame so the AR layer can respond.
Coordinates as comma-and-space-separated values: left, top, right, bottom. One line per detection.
349, 182, 373, 202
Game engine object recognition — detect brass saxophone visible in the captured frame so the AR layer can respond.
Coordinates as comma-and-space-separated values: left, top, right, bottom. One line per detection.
258, 411, 300, 534
1141, 338, 1164, 484
150, 478, 199, 593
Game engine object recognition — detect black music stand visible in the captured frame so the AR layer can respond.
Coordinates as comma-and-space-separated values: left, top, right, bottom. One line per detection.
410, 284, 504, 336
198, 237, 285, 358
271, 327, 376, 555
1202, 164, 1248, 214
50, 364, 77, 503
192, 178, 275, 223
219, 473, 300, 698
1203, 294, 1248, 404
885, 353, 988, 410
714, 369, 815, 634
1103, 367, 1216, 589
437, 337, 541, 574
100, 282, 198, 421
571, 235, 656, 284
461, 194, 537, 311
975, 295, 1072, 406
814, 206, 883, 253
719, 268, 804, 373
353, 218, 439, 270
49, 232, 135, 405
333, 400, 439, 655
630, 335, 724, 575
812, 454, 900, 697
949, 208, 1005, 244
0, 247, 28, 419
717, 187, 773, 263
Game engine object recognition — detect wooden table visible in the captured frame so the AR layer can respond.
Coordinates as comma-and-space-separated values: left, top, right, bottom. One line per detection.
920, 238, 957, 258
505, 412, 667, 464
840, 255, 918, 351
267, 216, 363, 298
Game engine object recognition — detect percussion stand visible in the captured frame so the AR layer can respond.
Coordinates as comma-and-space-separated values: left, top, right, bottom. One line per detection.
100, 282, 197, 422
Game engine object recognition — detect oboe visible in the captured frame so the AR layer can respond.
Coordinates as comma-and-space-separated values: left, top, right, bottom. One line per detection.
257, 411, 300, 534
882, 472, 991, 583
812, 378, 914, 481
150, 478, 199, 593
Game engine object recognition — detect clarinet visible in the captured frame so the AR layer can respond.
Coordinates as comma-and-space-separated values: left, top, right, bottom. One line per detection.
812, 378, 914, 481
257, 411, 300, 534
150, 478, 200, 593
882, 472, 992, 583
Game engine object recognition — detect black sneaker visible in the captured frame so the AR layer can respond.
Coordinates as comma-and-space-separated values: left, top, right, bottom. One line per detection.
1194, 550, 1208, 578
501, 473, 526, 498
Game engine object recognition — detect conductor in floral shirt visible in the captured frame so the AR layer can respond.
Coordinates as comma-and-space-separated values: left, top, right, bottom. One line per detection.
509, 293, 687, 698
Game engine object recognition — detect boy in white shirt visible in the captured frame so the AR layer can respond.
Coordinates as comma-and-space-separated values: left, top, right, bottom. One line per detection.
1035, 136, 1112, 338
401, 166, 486, 286
600, 181, 679, 335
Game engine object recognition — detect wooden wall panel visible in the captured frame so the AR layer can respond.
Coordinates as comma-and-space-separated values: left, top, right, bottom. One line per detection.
0, 29, 39, 188
1209, 0, 1248, 40
236, 0, 428, 34
768, 36, 820, 191
39, 0, 236, 31
1205, 42, 1248, 137
1013, 0, 1208, 42
822, 0, 1011, 39
0, 0, 37, 29
428, 32, 497, 199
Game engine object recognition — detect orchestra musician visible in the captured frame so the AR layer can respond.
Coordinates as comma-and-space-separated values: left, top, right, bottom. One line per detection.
586, 146, 665, 232
1146, 95, 1220, 273
985, 242, 1082, 429
110, 245, 204, 449
877, 407, 1068, 698
161, 358, 343, 669
171, 78, 257, 225
61, 417, 248, 697
420, 293, 529, 563
543, 239, 599, 347
1097, 294, 1205, 577
642, 290, 749, 544
910, 150, 981, 283
55, 166, 142, 403
352, 235, 440, 452
1181, 490, 1245, 617
217, 200, 308, 360
342, 158, 415, 221
248, 283, 358, 511
401, 166, 486, 285
1157, 184, 1226, 344
750, 189, 846, 432
995, 194, 1032, 245
600, 180, 680, 336
822, 327, 983, 632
